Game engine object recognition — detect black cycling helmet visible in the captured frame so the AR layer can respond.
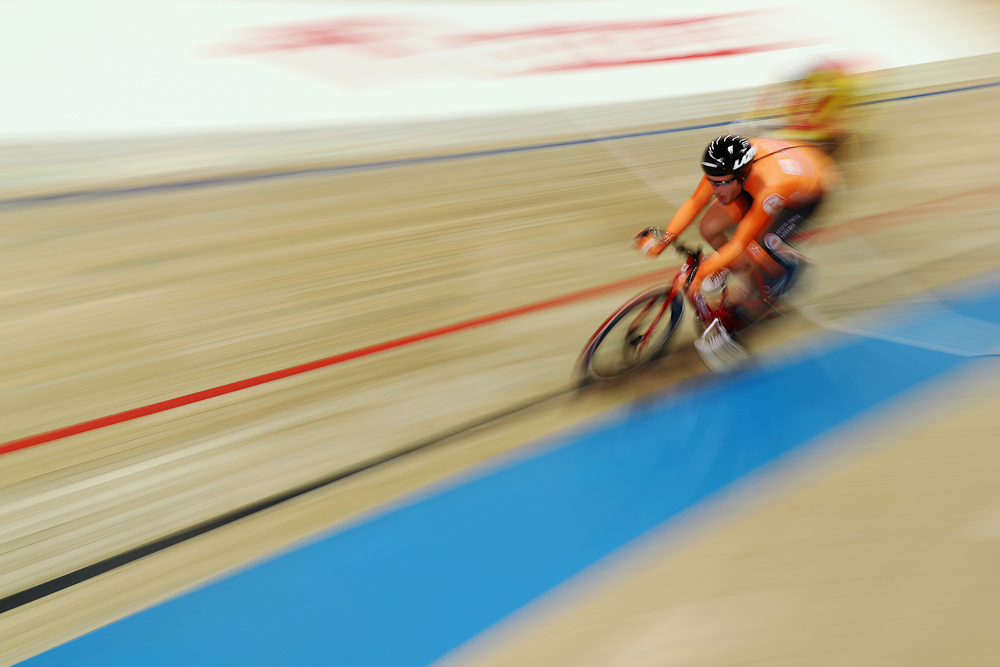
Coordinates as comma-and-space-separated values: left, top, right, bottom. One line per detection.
701, 135, 756, 177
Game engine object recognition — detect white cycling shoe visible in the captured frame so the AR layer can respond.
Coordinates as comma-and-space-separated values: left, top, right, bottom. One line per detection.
694, 318, 749, 373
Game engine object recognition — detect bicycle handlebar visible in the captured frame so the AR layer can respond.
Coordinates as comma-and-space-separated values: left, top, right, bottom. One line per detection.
673, 242, 703, 257
670, 242, 704, 289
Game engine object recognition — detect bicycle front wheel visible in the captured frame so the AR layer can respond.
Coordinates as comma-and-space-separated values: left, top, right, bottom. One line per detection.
576, 287, 685, 383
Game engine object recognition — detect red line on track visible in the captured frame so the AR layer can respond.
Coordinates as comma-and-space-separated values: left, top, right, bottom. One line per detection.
0, 266, 678, 457
804, 182, 1000, 245
2, 182, 998, 457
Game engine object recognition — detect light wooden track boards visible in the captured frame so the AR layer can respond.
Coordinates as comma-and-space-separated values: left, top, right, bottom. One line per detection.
1, 74, 1000, 664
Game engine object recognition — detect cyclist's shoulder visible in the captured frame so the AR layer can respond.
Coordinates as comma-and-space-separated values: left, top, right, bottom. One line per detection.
750, 137, 802, 157
750, 139, 829, 171
745, 142, 825, 199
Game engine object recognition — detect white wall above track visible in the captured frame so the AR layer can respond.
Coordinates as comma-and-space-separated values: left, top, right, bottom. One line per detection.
0, 0, 996, 143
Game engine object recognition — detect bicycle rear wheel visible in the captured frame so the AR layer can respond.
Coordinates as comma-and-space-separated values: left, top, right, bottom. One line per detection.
576, 287, 685, 383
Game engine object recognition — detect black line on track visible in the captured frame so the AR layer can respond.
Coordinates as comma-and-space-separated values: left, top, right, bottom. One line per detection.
0, 384, 573, 615
6, 77, 1000, 616
7, 244, 1000, 615
7, 236, 1000, 615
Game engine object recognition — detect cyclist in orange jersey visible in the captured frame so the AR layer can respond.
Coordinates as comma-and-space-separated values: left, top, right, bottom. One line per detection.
634, 135, 839, 366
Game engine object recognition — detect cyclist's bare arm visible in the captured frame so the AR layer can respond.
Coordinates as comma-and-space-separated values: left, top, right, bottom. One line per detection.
665, 177, 713, 239
633, 177, 713, 255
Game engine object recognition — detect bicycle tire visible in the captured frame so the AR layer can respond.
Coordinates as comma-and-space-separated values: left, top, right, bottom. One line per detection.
575, 286, 685, 384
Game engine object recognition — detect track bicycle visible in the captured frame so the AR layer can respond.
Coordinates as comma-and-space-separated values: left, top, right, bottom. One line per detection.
574, 242, 793, 382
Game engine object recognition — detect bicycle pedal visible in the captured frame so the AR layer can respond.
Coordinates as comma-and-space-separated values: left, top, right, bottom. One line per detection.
694, 319, 749, 373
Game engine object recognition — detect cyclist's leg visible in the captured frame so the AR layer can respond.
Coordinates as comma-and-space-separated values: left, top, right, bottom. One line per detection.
698, 192, 752, 251
757, 197, 821, 299
698, 203, 732, 250
699, 193, 755, 306
692, 194, 758, 371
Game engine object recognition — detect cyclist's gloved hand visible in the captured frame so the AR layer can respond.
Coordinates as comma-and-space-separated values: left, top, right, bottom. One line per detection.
631, 228, 676, 256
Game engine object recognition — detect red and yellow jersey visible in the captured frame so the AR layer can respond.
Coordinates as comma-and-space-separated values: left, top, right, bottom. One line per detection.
777, 65, 858, 144
665, 138, 838, 278
740, 63, 862, 147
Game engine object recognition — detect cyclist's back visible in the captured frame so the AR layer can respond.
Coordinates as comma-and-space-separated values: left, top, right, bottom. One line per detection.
744, 138, 827, 203
735, 138, 833, 242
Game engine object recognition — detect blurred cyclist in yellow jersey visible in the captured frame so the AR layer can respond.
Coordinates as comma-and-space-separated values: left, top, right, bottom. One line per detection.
775, 61, 859, 151
739, 59, 862, 154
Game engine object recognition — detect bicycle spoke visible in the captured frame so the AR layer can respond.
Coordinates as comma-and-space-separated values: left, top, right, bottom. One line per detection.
581, 288, 683, 380
635, 297, 673, 356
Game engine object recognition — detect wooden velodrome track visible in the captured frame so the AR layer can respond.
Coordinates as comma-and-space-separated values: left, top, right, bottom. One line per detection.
2, 56, 1000, 664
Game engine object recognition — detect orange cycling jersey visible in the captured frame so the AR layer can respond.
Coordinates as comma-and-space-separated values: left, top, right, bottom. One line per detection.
665, 138, 839, 279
